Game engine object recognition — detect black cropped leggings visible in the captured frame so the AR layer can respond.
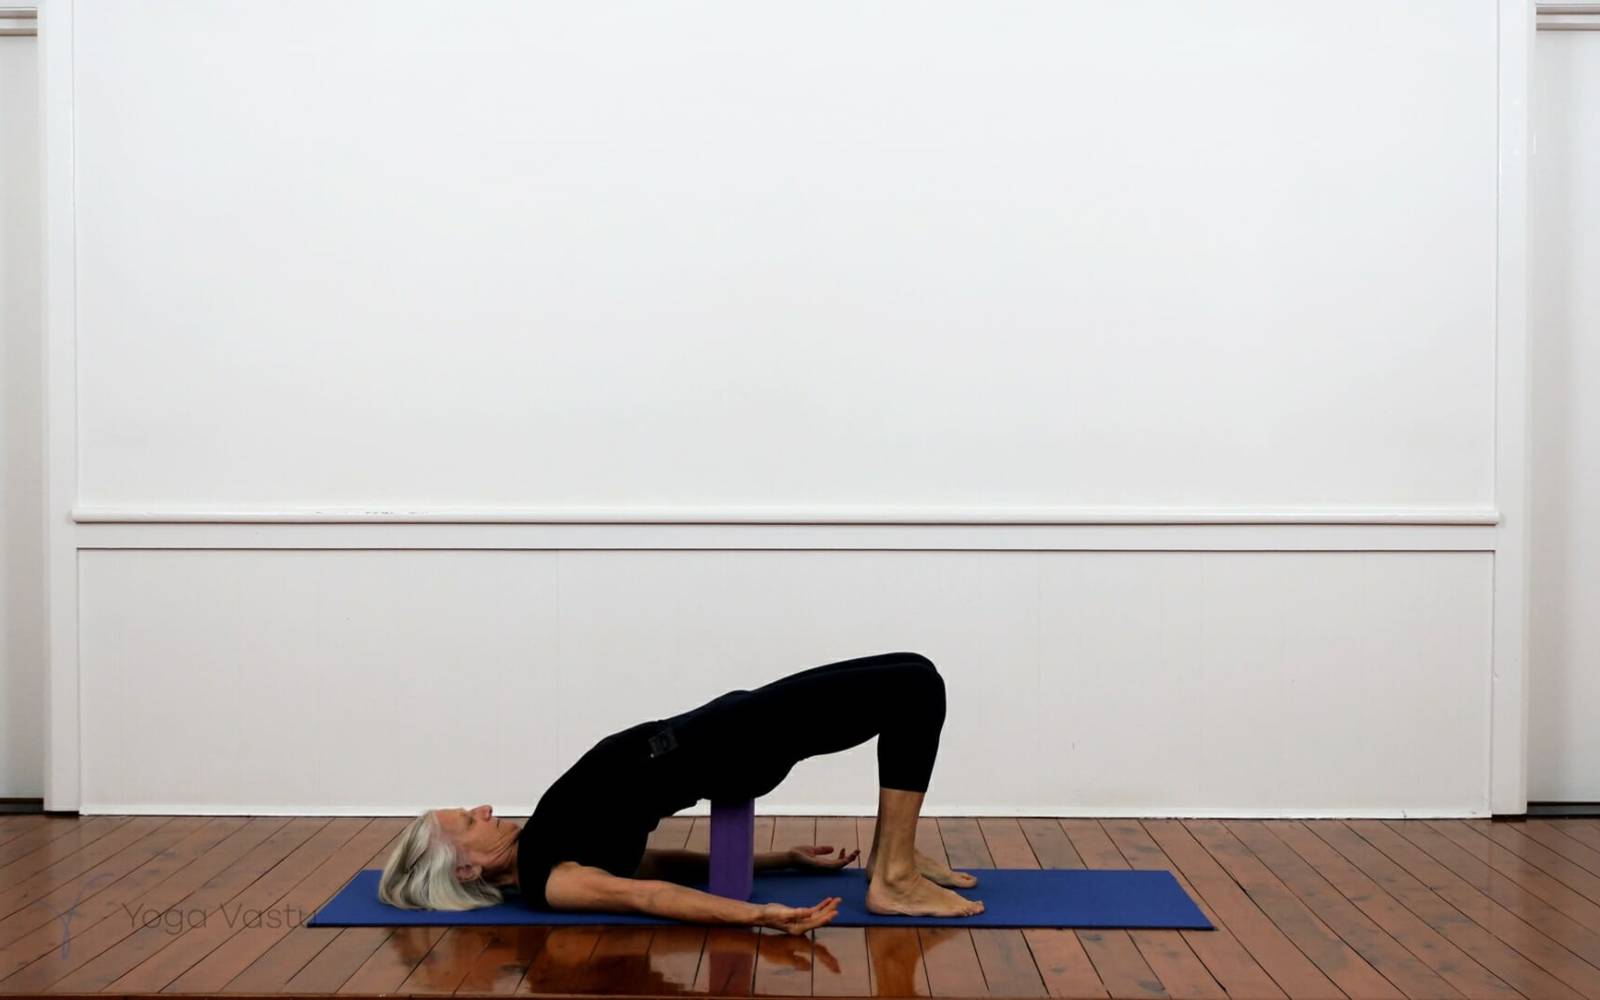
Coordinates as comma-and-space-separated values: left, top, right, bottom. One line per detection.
696, 651, 948, 798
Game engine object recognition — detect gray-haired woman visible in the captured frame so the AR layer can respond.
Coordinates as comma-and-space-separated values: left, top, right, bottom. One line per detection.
378, 652, 982, 933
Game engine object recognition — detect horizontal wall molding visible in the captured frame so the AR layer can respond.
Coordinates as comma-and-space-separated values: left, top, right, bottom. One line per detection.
72, 519, 1503, 552
1538, 2, 1600, 29
0, 5, 37, 37
73, 505, 1500, 525
72, 506, 1504, 551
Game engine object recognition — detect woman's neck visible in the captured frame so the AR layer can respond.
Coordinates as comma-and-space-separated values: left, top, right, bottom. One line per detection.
487, 836, 520, 889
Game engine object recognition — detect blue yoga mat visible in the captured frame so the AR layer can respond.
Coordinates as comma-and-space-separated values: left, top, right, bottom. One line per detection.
309, 868, 1211, 930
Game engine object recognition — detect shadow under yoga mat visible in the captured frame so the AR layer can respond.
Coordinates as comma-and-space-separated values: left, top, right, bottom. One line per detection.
309, 868, 1212, 929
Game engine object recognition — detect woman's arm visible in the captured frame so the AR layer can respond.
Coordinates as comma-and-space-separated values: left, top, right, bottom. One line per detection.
544, 862, 839, 934
633, 848, 793, 883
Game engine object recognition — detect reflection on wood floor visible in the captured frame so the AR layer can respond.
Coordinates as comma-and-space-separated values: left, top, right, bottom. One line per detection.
1, 812, 1597, 998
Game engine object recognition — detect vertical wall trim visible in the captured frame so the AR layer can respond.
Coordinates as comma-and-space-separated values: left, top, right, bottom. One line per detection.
40, 0, 78, 810
1492, 0, 1533, 815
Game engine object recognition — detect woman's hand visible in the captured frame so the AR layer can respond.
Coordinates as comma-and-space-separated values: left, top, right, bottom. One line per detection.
787, 845, 860, 871
759, 896, 842, 935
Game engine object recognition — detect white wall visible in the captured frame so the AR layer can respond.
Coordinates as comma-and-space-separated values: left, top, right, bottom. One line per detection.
1530, 27, 1600, 802
47, 0, 1529, 816
72, 0, 1498, 514
0, 33, 44, 799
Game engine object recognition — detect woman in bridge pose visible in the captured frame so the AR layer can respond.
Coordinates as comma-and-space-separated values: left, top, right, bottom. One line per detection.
378, 651, 983, 934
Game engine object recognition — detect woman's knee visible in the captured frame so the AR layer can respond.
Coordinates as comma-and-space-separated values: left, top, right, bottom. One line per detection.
894, 651, 939, 674
897, 654, 945, 715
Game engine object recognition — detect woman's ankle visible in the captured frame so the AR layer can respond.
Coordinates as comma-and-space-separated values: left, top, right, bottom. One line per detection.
868, 854, 919, 885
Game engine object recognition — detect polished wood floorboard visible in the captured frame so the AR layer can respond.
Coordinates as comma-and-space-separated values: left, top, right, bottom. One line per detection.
0, 814, 1597, 999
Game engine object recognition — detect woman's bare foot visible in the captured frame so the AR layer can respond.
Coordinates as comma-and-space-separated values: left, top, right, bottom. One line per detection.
866, 848, 979, 888
866, 871, 985, 918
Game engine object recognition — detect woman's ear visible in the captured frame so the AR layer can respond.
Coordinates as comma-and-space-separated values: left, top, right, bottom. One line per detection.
455, 860, 482, 882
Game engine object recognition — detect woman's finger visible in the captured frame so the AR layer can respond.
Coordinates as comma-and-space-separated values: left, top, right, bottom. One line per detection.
805, 907, 839, 931
814, 909, 838, 928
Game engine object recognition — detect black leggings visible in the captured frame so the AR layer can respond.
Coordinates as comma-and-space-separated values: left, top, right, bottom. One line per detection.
656, 650, 948, 802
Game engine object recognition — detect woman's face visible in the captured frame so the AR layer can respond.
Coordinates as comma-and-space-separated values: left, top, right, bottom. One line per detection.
434, 803, 518, 873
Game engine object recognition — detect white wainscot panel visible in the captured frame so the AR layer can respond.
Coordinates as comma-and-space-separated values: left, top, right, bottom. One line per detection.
80, 550, 564, 813
80, 549, 1492, 816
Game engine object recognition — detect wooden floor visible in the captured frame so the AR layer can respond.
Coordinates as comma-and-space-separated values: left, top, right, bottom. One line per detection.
1, 814, 1598, 999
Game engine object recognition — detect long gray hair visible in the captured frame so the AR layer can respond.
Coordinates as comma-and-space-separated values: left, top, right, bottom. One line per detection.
378, 810, 505, 911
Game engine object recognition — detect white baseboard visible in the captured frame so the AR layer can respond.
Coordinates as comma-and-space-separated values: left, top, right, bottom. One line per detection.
80, 802, 1491, 820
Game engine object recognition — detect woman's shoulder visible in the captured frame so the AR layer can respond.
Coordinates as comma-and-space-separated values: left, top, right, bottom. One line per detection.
514, 837, 557, 909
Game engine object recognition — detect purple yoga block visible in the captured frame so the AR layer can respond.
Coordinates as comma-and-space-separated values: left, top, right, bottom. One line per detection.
708, 799, 755, 900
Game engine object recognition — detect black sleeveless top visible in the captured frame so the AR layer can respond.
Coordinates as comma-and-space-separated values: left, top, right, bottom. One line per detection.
515, 690, 756, 909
